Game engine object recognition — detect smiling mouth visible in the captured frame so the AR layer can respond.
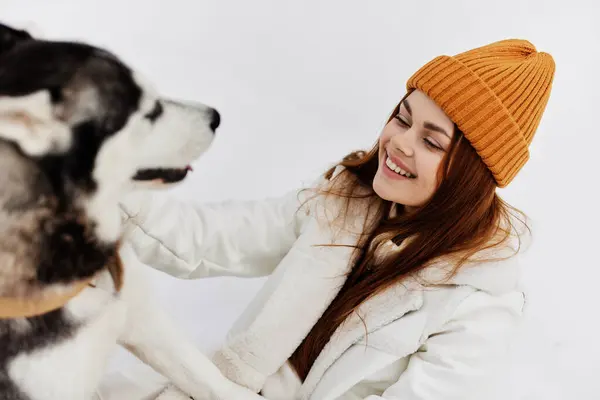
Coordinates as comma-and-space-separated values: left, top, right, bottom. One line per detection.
132, 165, 193, 183
385, 153, 416, 179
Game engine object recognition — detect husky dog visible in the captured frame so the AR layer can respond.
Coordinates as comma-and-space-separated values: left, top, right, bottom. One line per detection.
0, 22, 261, 400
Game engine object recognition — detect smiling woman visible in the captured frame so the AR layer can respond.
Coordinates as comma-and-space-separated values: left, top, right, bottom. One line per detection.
119, 38, 555, 400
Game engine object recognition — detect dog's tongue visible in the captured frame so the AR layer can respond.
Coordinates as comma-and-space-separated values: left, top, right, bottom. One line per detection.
186, 165, 193, 171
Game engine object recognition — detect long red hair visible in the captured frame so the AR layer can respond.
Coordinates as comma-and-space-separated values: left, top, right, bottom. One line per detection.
288, 92, 528, 380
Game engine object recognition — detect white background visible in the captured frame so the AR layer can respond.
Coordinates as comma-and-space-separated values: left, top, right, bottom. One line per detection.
2, 0, 600, 398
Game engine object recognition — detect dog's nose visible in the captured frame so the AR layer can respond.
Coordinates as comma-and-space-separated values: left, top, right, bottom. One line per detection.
209, 109, 221, 132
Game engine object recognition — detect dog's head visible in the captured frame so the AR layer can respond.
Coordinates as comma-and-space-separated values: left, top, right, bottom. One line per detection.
0, 22, 219, 244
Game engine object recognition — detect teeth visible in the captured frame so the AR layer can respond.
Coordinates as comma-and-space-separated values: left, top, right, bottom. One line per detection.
385, 155, 414, 178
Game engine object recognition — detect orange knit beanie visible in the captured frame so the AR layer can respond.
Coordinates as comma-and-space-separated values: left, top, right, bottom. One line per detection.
406, 39, 555, 187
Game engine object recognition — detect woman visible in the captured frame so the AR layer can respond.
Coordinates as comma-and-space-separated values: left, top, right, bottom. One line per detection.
118, 38, 555, 399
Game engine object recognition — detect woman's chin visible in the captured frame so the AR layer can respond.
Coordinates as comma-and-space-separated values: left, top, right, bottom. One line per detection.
373, 170, 425, 207
372, 171, 400, 202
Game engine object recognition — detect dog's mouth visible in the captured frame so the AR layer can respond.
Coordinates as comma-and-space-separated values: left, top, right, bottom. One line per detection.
132, 165, 193, 184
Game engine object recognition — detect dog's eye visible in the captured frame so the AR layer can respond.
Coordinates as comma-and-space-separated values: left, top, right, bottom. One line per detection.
144, 101, 163, 122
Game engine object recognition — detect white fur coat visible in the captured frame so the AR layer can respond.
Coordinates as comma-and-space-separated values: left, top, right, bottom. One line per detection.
116, 170, 525, 399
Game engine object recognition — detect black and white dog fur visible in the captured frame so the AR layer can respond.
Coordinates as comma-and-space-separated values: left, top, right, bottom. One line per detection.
0, 23, 262, 400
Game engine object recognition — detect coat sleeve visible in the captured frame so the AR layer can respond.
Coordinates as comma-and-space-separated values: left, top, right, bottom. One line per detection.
364, 290, 524, 400
118, 188, 308, 279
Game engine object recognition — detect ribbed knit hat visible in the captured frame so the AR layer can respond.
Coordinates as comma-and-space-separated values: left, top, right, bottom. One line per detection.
406, 39, 555, 187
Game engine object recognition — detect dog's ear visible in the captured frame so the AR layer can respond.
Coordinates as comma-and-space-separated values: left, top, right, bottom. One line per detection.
0, 91, 71, 156
0, 22, 33, 56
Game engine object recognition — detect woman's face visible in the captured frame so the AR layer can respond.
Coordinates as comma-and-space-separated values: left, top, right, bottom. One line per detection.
373, 90, 455, 210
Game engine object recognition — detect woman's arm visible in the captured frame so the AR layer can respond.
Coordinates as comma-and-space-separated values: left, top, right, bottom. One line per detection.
119, 188, 307, 279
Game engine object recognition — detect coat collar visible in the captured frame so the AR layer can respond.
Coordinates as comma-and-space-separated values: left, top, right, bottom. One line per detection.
297, 277, 424, 399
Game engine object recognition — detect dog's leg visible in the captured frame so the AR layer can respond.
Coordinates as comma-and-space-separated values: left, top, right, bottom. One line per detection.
116, 245, 263, 400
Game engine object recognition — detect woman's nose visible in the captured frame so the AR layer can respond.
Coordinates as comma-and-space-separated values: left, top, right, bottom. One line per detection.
389, 130, 415, 157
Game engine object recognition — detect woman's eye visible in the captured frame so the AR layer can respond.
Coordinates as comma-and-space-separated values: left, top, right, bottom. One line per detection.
423, 138, 443, 151
394, 114, 410, 127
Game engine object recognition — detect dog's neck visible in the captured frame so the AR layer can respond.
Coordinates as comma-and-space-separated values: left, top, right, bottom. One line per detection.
0, 239, 124, 320
0, 140, 125, 318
